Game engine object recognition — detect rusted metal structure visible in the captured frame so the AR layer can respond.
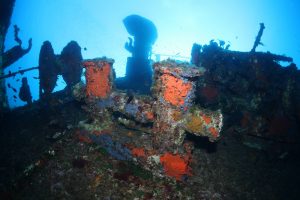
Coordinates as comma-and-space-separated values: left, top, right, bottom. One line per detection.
74, 57, 224, 180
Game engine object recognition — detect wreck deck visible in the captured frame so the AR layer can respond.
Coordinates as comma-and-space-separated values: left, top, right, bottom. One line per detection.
1, 93, 300, 200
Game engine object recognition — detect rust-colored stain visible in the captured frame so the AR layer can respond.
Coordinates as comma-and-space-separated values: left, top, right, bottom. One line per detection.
209, 127, 219, 138
92, 175, 102, 188
160, 74, 192, 106
160, 152, 191, 181
84, 61, 111, 98
202, 114, 212, 124
76, 133, 92, 144
131, 148, 146, 158
145, 111, 155, 121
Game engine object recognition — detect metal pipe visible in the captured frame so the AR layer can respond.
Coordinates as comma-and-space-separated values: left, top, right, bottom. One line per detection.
0, 66, 39, 80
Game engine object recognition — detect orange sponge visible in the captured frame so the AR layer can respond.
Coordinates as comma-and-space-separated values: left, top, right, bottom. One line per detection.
160, 152, 191, 181
84, 60, 112, 99
160, 74, 192, 106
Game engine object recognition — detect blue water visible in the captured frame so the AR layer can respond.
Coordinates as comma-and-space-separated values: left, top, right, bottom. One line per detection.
4, 0, 300, 108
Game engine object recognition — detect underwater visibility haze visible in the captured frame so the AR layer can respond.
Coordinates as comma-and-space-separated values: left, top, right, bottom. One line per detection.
1, 0, 300, 199
3, 0, 300, 107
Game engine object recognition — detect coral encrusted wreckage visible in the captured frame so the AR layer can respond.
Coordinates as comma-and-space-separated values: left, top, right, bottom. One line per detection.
1, 17, 300, 198
73, 38, 300, 184
75, 57, 223, 181
2, 42, 300, 198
